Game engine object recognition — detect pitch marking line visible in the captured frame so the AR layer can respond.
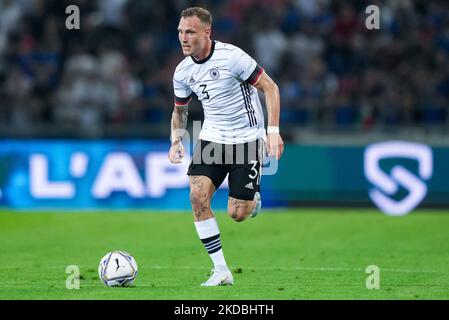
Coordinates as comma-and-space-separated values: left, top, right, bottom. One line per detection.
8, 265, 437, 274
143, 265, 437, 273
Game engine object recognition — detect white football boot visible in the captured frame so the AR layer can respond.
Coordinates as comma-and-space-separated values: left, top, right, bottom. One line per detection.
249, 191, 262, 218
201, 268, 234, 286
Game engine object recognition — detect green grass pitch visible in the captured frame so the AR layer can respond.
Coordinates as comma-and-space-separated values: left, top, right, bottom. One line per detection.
0, 209, 448, 300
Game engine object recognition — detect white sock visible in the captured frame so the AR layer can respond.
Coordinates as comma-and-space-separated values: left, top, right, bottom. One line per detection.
194, 217, 228, 271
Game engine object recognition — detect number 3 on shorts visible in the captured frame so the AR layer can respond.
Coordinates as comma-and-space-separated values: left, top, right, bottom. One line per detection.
249, 160, 261, 185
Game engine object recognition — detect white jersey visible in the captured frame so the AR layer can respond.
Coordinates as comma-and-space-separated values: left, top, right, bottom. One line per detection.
173, 41, 266, 145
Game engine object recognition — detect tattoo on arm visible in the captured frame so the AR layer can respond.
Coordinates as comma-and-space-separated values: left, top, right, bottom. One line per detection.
171, 105, 188, 144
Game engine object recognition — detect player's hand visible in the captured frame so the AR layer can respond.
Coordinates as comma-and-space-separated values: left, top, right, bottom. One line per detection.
168, 141, 185, 164
266, 133, 284, 160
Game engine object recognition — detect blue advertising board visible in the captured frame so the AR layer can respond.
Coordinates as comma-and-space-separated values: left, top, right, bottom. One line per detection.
0, 140, 448, 214
0, 140, 211, 209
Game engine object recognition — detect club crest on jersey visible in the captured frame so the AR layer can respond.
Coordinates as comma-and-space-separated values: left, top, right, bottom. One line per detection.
189, 76, 195, 84
210, 68, 220, 80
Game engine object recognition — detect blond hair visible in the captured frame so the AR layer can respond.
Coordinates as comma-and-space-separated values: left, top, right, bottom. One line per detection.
180, 7, 212, 26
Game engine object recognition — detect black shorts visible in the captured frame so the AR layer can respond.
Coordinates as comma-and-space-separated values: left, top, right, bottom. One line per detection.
187, 139, 263, 200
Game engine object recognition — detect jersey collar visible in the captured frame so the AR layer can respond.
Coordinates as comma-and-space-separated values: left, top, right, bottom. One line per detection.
191, 40, 215, 64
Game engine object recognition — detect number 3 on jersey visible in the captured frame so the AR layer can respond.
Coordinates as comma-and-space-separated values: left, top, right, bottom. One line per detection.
199, 84, 210, 100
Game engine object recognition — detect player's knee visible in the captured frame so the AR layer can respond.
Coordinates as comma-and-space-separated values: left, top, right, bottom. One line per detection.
227, 207, 249, 222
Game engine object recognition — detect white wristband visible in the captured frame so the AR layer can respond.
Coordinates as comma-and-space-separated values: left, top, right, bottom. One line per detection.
267, 126, 279, 134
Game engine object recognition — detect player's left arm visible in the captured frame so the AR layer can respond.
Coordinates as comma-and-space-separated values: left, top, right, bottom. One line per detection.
253, 71, 284, 160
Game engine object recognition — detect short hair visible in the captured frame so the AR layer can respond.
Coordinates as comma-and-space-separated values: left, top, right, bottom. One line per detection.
180, 7, 212, 26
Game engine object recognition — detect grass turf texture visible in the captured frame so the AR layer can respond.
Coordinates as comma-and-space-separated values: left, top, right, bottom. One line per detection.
0, 209, 448, 300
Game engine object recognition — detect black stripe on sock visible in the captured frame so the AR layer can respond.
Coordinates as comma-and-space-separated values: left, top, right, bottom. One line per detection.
201, 233, 222, 254
204, 238, 221, 249
200, 233, 220, 244
208, 245, 222, 254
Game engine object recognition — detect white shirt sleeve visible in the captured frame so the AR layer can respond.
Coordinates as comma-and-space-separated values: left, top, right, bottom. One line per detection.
173, 71, 192, 98
229, 47, 258, 82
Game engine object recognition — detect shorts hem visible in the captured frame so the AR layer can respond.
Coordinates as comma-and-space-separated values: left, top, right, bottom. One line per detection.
228, 192, 255, 201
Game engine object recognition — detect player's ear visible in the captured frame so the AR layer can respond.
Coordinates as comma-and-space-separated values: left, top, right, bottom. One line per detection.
204, 25, 211, 38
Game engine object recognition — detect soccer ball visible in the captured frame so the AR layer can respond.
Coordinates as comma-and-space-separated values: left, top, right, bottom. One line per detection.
98, 251, 138, 287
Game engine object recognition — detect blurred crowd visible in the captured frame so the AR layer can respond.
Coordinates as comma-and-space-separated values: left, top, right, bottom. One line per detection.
0, 0, 449, 138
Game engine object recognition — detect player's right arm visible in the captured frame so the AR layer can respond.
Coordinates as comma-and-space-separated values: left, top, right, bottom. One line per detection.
169, 67, 193, 164
168, 100, 190, 163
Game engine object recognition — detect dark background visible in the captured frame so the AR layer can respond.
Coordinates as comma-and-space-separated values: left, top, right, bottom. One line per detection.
0, 0, 448, 142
